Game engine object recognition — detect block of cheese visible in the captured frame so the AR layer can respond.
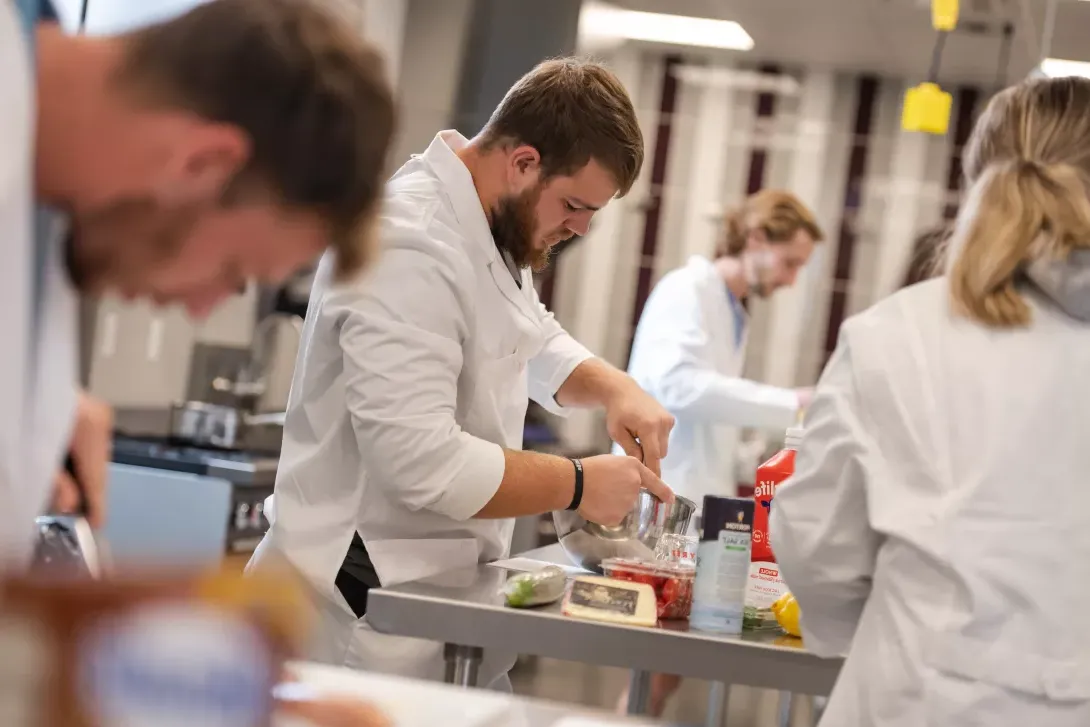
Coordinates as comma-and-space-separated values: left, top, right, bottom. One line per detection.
561, 576, 657, 627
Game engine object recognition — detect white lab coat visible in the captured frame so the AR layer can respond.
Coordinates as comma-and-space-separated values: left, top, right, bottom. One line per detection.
250, 131, 592, 685
0, 3, 79, 566
772, 277, 1090, 726
619, 256, 798, 502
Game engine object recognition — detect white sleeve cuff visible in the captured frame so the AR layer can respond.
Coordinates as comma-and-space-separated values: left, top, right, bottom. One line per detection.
528, 341, 594, 417
429, 435, 506, 521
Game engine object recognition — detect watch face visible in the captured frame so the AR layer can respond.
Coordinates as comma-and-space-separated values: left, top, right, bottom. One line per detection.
78, 603, 273, 727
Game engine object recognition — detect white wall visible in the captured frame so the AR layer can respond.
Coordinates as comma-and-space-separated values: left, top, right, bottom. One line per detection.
390, 0, 475, 167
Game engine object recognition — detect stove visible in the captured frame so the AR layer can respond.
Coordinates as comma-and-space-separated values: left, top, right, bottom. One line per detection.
111, 435, 278, 554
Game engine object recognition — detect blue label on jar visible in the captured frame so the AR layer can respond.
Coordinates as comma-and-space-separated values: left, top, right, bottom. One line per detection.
78, 604, 272, 727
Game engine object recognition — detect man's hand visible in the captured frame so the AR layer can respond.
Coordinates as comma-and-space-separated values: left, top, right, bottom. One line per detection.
578, 455, 673, 526
604, 383, 675, 477
52, 392, 113, 528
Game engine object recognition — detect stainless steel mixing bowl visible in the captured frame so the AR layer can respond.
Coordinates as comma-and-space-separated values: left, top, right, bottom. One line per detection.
552, 490, 697, 573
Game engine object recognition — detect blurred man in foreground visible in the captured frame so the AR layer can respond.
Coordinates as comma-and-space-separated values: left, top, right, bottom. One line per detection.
3, 0, 395, 564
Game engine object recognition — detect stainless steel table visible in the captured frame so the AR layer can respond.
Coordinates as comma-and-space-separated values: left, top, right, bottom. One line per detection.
367, 545, 842, 723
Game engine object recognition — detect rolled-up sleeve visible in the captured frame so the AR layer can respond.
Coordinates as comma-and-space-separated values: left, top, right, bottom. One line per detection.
527, 295, 593, 416
770, 326, 882, 658
333, 241, 505, 522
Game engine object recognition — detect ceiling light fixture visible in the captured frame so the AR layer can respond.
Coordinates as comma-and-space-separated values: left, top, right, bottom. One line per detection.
578, 1, 754, 52
1038, 57, 1090, 78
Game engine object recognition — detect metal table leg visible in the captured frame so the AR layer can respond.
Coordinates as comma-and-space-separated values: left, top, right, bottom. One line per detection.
625, 670, 652, 715
705, 681, 731, 727
777, 691, 794, 727
443, 643, 483, 688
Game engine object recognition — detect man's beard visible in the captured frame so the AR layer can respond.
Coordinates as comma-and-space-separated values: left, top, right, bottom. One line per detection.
66, 196, 200, 294
490, 183, 554, 273
745, 249, 777, 299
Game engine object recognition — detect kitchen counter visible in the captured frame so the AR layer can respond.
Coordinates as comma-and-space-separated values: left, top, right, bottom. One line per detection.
366, 544, 842, 722
282, 660, 665, 727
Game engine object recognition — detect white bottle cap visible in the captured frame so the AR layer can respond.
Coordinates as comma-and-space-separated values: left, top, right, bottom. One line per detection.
784, 427, 804, 449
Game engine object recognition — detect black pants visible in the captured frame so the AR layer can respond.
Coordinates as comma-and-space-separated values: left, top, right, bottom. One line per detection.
335, 532, 380, 618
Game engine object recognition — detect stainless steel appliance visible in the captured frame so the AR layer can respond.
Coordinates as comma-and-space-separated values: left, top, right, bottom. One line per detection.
167, 313, 300, 449
168, 401, 286, 450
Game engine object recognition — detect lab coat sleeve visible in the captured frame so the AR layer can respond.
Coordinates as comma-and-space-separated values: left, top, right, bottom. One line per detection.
642, 277, 798, 429
0, 8, 43, 567
769, 325, 882, 658
334, 244, 506, 522
526, 294, 594, 416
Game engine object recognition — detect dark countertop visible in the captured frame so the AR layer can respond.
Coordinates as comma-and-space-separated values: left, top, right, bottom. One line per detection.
111, 434, 279, 488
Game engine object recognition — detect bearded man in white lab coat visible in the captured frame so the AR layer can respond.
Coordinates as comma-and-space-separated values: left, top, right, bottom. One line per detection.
250, 58, 676, 687
618, 188, 823, 716
3, 0, 395, 565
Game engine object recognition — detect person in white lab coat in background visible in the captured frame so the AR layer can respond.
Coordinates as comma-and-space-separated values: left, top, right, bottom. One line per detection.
2, 0, 395, 565
772, 75, 1090, 727
616, 188, 823, 716
249, 58, 676, 688
621, 189, 823, 503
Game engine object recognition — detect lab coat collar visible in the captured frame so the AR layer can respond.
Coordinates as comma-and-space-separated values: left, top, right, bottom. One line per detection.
422, 131, 540, 323
1026, 248, 1090, 323
687, 254, 749, 350
421, 131, 499, 264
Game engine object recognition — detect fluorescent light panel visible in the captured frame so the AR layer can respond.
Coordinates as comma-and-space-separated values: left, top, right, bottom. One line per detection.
579, 2, 754, 51
1039, 58, 1090, 78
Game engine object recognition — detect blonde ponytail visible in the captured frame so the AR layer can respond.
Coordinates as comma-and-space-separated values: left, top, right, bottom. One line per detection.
948, 159, 1090, 327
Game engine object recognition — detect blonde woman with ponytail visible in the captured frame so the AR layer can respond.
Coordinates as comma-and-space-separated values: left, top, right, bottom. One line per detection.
770, 76, 1090, 727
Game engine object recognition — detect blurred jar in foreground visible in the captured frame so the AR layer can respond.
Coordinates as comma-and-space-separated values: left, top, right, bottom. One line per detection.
0, 568, 324, 727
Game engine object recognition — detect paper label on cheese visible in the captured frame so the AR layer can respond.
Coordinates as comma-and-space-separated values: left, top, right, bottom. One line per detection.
563, 577, 657, 626
568, 580, 639, 616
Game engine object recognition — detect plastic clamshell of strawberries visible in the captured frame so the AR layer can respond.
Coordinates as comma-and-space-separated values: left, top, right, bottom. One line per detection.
600, 558, 695, 620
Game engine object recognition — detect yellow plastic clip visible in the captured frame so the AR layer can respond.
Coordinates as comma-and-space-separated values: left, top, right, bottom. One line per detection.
902, 82, 952, 135
932, 0, 958, 31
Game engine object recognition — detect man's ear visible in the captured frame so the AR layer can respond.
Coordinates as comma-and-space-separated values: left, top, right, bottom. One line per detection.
507, 144, 542, 190
157, 123, 251, 205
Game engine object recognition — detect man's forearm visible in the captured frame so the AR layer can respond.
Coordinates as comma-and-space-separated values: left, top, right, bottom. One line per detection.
473, 449, 575, 519
554, 357, 632, 409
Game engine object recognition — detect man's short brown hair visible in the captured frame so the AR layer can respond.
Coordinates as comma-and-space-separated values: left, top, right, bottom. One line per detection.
718, 189, 825, 257
479, 57, 644, 196
113, 0, 397, 279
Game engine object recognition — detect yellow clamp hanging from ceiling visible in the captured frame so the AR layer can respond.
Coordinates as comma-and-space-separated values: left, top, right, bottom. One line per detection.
931, 0, 959, 32
902, 0, 957, 135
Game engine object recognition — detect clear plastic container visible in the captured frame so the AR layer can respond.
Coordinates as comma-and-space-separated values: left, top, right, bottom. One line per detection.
652, 533, 698, 567
601, 557, 695, 620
